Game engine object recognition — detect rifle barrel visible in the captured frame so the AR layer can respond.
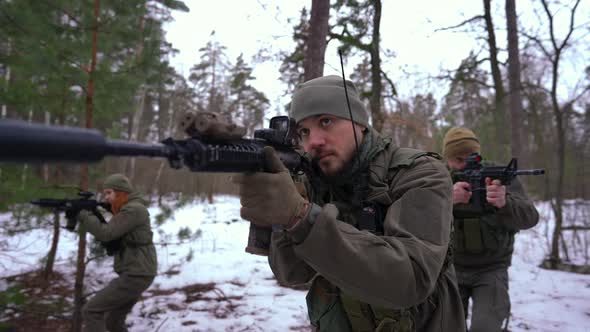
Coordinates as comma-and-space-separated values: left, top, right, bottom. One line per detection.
103, 139, 168, 158
0, 119, 167, 163
515, 169, 545, 176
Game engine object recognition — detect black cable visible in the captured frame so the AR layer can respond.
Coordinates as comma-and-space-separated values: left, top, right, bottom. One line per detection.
338, 48, 361, 168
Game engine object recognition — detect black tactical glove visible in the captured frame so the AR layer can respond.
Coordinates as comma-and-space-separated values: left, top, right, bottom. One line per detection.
64, 208, 80, 231
233, 146, 309, 228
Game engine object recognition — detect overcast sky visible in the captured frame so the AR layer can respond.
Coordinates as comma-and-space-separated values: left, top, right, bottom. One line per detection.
164, 0, 589, 117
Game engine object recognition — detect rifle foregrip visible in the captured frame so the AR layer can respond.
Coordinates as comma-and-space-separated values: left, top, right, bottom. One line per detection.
245, 223, 271, 256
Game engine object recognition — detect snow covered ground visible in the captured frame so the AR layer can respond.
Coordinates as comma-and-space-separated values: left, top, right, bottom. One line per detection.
1, 196, 589, 331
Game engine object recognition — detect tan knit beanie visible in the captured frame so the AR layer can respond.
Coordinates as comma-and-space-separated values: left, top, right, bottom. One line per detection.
442, 127, 481, 159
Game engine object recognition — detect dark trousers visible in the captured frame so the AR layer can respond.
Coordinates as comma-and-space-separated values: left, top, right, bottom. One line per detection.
456, 267, 510, 332
82, 274, 154, 332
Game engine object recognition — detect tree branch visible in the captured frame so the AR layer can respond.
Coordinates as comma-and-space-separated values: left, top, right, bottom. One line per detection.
434, 15, 484, 32
541, 0, 582, 53
520, 31, 553, 59
380, 69, 397, 96
521, 81, 551, 96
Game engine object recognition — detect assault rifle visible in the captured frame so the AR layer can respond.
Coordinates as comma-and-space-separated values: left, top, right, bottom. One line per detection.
1, 112, 309, 256
452, 153, 545, 218
31, 191, 121, 256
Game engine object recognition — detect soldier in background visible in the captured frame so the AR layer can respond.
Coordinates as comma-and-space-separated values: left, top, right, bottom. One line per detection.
442, 127, 539, 332
233, 75, 466, 331
75, 173, 157, 332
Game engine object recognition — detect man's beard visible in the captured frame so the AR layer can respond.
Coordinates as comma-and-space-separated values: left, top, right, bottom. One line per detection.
312, 154, 356, 183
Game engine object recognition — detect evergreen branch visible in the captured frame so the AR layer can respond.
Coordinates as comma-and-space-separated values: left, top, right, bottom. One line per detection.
434, 71, 493, 89
328, 30, 371, 52
39, 0, 82, 27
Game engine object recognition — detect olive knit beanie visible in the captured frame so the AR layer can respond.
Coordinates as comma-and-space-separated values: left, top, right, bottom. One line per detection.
289, 75, 369, 127
102, 173, 133, 193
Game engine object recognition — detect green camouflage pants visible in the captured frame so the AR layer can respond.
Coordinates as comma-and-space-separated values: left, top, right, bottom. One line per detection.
82, 274, 154, 332
456, 267, 510, 332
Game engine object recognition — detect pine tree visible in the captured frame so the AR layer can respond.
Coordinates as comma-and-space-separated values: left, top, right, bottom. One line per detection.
189, 32, 230, 114
228, 54, 269, 136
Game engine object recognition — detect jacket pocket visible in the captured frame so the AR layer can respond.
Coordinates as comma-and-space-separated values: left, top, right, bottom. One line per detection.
454, 218, 484, 254
306, 276, 352, 332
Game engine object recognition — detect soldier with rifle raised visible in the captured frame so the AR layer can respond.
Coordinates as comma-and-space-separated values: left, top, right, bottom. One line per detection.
29, 172, 157, 332
442, 127, 543, 332
31, 190, 120, 256
70, 173, 157, 332
232, 75, 466, 331
1, 99, 474, 331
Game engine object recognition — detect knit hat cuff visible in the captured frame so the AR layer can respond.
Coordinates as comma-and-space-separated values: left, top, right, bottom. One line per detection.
103, 174, 134, 193
443, 138, 481, 160
290, 76, 369, 127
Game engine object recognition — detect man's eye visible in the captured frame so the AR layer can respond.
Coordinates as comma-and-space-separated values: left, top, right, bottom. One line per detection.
320, 118, 332, 127
298, 128, 310, 137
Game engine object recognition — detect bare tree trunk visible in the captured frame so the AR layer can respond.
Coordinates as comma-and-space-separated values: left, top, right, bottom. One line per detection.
127, 89, 146, 181
329, 1, 386, 132
43, 210, 61, 281
126, 14, 146, 182
0, 64, 8, 179
536, 0, 582, 268
369, 0, 383, 132
73, 1, 100, 330
505, 0, 524, 160
20, 111, 34, 190
208, 44, 218, 112
1, 66, 8, 118
304, 0, 330, 81
151, 92, 178, 198
42, 111, 51, 182
483, 0, 508, 159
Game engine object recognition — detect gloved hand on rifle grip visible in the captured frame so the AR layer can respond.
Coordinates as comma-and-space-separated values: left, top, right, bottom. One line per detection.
233, 146, 310, 228
64, 208, 80, 231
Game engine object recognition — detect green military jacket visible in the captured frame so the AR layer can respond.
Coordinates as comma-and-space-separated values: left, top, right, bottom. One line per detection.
452, 163, 539, 271
79, 191, 157, 277
268, 129, 465, 332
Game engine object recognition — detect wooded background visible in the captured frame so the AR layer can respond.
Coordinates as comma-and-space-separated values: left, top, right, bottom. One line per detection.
0, 1, 589, 330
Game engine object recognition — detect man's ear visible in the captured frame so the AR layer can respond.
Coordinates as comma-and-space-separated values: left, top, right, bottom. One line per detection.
355, 124, 367, 133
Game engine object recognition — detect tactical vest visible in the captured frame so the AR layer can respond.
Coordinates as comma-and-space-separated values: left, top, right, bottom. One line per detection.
453, 215, 515, 255
306, 138, 453, 332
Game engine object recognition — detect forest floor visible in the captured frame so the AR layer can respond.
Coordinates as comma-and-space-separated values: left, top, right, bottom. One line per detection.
1, 197, 589, 331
